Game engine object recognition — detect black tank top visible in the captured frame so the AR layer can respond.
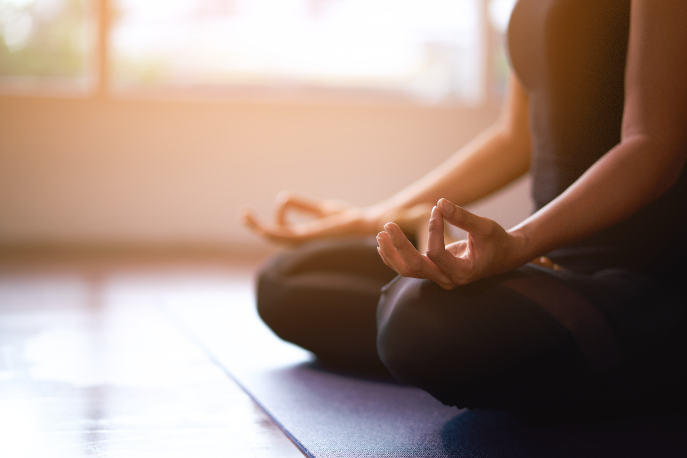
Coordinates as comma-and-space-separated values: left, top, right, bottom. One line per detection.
508, 0, 687, 275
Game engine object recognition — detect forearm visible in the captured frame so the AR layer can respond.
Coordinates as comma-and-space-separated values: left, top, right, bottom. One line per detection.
510, 0, 687, 264
377, 0, 687, 286
370, 75, 531, 218
510, 135, 686, 263
380, 128, 529, 210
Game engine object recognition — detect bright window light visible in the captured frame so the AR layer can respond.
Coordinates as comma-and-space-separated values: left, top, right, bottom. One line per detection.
488, 0, 516, 33
111, 0, 484, 105
0, 0, 95, 90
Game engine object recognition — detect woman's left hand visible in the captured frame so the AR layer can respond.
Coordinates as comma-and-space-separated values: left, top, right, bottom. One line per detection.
376, 198, 528, 289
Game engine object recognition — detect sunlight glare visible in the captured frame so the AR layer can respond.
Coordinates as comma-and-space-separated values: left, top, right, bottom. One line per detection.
112, 0, 483, 104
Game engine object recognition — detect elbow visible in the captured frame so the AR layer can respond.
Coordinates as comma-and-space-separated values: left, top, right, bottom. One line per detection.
621, 123, 687, 190
620, 132, 687, 194
653, 137, 687, 195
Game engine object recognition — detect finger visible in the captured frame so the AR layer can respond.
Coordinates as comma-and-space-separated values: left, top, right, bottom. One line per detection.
241, 205, 317, 244
384, 223, 454, 287
239, 206, 267, 236
241, 208, 298, 243
384, 223, 424, 272
425, 206, 471, 283
529, 257, 545, 267
539, 256, 554, 268
425, 206, 454, 264
530, 256, 567, 272
274, 191, 326, 226
540, 256, 566, 271
377, 246, 396, 271
438, 198, 494, 236
377, 231, 415, 277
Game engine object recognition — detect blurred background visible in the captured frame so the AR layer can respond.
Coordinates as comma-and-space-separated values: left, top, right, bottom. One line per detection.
0, 0, 527, 258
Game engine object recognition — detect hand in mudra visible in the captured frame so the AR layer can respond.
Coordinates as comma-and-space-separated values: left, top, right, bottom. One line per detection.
239, 191, 434, 246
377, 198, 530, 289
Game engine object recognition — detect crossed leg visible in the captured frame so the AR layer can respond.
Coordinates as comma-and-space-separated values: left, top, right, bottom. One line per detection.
257, 238, 687, 416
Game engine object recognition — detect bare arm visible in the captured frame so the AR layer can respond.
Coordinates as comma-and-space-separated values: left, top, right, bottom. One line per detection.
512, 0, 687, 261
241, 75, 532, 243
372, 74, 531, 213
379, 0, 687, 288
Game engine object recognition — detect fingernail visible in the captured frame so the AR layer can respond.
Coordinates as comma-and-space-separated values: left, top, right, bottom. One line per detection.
439, 199, 453, 215
384, 223, 395, 238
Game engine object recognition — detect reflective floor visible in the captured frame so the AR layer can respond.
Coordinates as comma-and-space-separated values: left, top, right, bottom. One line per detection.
0, 253, 304, 458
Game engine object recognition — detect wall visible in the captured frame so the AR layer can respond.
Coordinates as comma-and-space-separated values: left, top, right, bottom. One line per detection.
0, 94, 531, 256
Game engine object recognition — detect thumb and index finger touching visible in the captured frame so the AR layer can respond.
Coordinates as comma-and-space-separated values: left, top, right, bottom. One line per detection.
274, 191, 329, 226
426, 199, 498, 275
240, 192, 333, 239
242, 193, 490, 249
426, 198, 492, 251
239, 205, 301, 243
436, 198, 493, 236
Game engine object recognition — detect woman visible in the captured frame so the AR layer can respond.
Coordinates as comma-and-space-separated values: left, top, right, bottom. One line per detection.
241, 0, 687, 418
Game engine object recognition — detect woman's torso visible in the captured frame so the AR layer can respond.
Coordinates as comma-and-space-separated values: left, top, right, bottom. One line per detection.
508, 0, 687, 275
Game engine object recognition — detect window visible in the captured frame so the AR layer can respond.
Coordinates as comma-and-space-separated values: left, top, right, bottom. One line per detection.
111, 0, 482, 104
0, 0, 516, 104
0, 0, 96, 93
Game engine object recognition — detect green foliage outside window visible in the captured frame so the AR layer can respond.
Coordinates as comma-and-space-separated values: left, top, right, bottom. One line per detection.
0, 0, 94, 78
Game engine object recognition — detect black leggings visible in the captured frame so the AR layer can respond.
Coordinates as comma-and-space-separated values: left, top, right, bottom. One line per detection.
257, 237, 687, 417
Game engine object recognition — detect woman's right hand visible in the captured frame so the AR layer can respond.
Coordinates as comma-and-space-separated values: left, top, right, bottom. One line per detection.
239, 191, 433, 246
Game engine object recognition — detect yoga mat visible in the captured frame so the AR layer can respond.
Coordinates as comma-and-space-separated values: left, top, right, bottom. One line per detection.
165, 283, 686, 458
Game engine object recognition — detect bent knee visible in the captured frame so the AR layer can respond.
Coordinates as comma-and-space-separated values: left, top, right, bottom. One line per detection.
255, 256, 294, 337
376, 276, 560, 408
376, 278, 478, 404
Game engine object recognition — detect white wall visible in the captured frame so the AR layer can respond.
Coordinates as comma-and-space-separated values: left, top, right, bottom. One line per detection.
0, 95, 531, 255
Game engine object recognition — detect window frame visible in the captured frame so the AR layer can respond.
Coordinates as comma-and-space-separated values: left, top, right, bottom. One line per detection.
1, 0, 502, 107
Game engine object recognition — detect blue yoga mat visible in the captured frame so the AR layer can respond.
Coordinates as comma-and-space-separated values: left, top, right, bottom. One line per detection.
165, 285, 685, 458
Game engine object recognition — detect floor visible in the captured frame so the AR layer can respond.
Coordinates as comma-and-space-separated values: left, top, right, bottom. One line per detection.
0, 252, 305, 458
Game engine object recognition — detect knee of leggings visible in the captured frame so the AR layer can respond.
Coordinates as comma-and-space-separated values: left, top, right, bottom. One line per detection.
255, 257, 290, 335
376, 277, 524, 409
376, 309, 426, 386
376, 280, 477, 407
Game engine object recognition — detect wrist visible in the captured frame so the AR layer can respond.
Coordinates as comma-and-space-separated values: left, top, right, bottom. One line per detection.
507, 226, 536, 268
